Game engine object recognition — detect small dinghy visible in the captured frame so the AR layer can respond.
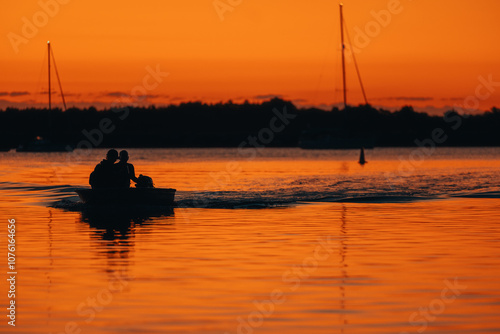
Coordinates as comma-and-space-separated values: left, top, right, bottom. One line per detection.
75, 188, 176, 207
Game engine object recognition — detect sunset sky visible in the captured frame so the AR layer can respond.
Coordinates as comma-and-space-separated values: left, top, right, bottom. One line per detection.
1, 0, 499, 113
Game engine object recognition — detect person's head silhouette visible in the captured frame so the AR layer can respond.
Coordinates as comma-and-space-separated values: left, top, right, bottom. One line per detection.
106, 149, 119, 163
119, 150, 129, 163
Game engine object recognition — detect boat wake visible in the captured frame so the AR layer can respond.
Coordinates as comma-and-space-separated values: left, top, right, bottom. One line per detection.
2, 181, 500, 210
173, 189, 500, 209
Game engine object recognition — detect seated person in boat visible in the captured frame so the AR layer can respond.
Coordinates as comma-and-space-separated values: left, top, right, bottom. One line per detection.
89, 149, 123, 188
117, 150, 139, 188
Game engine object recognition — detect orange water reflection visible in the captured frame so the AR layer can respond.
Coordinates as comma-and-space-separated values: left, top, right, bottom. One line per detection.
1, 149, 500, 333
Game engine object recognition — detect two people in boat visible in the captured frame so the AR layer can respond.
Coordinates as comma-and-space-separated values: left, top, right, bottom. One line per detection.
90, 149, 140, 189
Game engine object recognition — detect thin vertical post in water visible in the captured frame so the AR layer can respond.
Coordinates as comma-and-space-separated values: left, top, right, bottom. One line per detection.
48, 41, 51, 111
359, 147, 366, 165
340, 3, 347, 108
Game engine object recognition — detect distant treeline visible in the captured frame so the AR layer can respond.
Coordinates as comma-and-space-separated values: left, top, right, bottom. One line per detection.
1, 98, 499, 148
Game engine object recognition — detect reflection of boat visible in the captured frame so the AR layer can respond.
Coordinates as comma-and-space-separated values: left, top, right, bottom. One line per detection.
78, 206, 173, 282
17, 136, 71, 152
80, 205, 174, 240
75, 188, 176, 207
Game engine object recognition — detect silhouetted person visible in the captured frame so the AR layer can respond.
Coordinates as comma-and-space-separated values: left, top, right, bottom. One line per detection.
89, 149, 121, 189
117, 150, 138, 188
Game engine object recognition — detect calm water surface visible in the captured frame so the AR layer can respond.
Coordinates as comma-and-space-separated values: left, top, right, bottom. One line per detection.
0, 148, 499, 333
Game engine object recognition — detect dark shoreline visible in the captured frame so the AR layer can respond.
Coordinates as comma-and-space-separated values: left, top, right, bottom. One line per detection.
1, 98, 499, 149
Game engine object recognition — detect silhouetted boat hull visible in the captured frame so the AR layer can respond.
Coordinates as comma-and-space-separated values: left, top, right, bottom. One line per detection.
17, 143, 71, 152
16, 138, 73, 152
75, 188, 176, 207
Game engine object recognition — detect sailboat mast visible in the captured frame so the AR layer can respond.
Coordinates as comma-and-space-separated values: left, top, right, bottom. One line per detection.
50, 45, 67, 111
48, 41, 51, 111
340, 3, 347, 108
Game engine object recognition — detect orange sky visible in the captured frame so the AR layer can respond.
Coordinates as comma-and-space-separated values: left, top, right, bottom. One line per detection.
1, 0, 499, 113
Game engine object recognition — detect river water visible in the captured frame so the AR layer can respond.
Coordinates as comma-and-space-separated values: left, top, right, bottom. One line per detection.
0, 147, 499, 333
